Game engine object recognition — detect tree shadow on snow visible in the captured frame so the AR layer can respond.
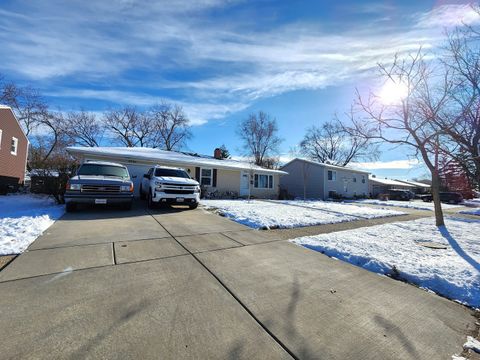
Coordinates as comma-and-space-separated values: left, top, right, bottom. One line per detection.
439, 225, 480, 273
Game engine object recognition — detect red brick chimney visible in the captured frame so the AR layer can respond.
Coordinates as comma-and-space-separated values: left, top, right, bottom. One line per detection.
214, 148, 222, 159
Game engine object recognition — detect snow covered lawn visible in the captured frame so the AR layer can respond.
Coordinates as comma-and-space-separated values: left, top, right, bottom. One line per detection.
275, 200, 405, 219
348, 199, 462, 211
201, 199, 404, 229
459, 208, 480, 216
0, 194, 64, 255
292, 217, 480, 308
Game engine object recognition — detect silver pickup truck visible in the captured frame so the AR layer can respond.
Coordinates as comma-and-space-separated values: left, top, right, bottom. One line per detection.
64, 161, 134, 212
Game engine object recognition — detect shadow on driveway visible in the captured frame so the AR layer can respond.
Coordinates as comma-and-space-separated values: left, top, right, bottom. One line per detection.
61, 199, 196, 221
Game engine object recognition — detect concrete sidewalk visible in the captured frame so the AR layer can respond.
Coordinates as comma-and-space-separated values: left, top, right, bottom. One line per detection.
0, 202, 476, 359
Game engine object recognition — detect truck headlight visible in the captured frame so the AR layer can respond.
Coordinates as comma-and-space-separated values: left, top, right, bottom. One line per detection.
121, 183, 134, 192
194, 186, 200, 193
68, 183, 81, 191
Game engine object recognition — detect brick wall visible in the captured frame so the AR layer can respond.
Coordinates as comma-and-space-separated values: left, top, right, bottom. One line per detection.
0, 107, 28, 184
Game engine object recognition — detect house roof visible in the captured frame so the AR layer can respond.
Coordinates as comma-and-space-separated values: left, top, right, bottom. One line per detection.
395, 179, 431, 188
369, 175, 415, 187
281, 158, 370, 174
66, 147, 288, 175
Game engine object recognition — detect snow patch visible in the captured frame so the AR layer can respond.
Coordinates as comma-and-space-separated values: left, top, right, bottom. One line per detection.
347, 199, 462, 211
0, 194, 64, 255
464, 336, 480, 352
202, 199, 404, 229
292, 217, 480, 308
460, 208, 480, 216
275, 200, 405, 219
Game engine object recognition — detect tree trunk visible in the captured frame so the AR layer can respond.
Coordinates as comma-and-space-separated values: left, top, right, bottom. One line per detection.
431, 171, 445, 226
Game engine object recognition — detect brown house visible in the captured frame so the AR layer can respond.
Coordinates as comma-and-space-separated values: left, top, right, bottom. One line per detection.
0, 105, 29, 193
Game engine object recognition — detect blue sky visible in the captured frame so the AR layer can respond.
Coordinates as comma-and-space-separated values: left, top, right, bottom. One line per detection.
1, 0, 479, 180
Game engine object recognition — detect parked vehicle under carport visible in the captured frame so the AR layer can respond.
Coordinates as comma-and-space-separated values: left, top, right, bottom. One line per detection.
379, 189, 413, 201
64, 161, 134, 212
421, 192, 463, 204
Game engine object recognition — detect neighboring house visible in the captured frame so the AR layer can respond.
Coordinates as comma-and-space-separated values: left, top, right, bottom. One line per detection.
368, 175, 415, 197
279, 158, 369, 199
66, 147, 287, 199
395, 179, 431, 194
0, 105, 29, 193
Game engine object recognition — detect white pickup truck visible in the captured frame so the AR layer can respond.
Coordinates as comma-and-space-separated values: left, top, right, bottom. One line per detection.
140, 165, 200, 209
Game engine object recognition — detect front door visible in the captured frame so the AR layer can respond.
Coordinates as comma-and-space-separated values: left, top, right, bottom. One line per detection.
240, 171, 250, 196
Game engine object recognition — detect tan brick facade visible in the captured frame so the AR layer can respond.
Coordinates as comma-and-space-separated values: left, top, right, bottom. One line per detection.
0, 106, 28, 184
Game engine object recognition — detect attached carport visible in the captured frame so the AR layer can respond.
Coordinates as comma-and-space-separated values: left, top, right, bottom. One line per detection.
66, 146, 286, 199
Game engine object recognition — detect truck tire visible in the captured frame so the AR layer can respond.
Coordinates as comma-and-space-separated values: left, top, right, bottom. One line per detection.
147, 191, 155, 209
189, 203, 198, 210
66, 203, 76, 212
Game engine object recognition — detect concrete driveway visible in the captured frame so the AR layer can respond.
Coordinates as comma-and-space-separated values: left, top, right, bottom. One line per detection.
0, 201, 477, 359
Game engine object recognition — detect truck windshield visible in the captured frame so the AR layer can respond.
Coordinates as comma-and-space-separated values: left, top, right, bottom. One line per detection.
155, 168, 190, 178
78, 164, 129, 178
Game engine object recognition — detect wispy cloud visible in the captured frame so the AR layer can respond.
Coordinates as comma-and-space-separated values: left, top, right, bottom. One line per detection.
46, 88, 248, 125
415, 3, 480, 28
1, 1, 478, 124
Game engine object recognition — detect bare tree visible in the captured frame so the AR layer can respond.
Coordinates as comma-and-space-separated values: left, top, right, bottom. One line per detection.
349, 50, 453, 226
300, 116, 378, 166
1, 76, 48, 136
149, 103, 192, 151
237, 111, 283, 168
38, 111, 70, 161
104, 107, 145, 147
63, 110, 103, 147
433, 28, 480, 190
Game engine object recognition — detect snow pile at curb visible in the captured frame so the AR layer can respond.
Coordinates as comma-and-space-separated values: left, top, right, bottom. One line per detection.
464, 336, 480, 352
292, 217, 480, 308
453, 336, 480, 359
0, 194, 65, 255
347, 199, 461, 211
275, 200, 405, 219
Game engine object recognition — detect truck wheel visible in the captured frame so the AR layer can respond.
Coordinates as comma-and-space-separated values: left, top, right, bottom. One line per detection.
140, 185, 146, 200
66, 203, 76, 212
147, 191, 155, 209
189, 203, 198, 210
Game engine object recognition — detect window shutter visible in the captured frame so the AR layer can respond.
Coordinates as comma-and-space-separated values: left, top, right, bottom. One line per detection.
195, 167, 200, 181
213, 169, 217, 187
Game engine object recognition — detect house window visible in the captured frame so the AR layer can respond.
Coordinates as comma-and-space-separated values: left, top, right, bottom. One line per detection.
11, 137, 18, 155
327, 170, 336, 181
361, 175, 366, 183
201, 168, 212, 186
254, 174, 273, 189
353, 176, 357, 182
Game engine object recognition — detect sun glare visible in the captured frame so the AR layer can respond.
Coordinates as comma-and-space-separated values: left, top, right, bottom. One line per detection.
378, 80, 408, 105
